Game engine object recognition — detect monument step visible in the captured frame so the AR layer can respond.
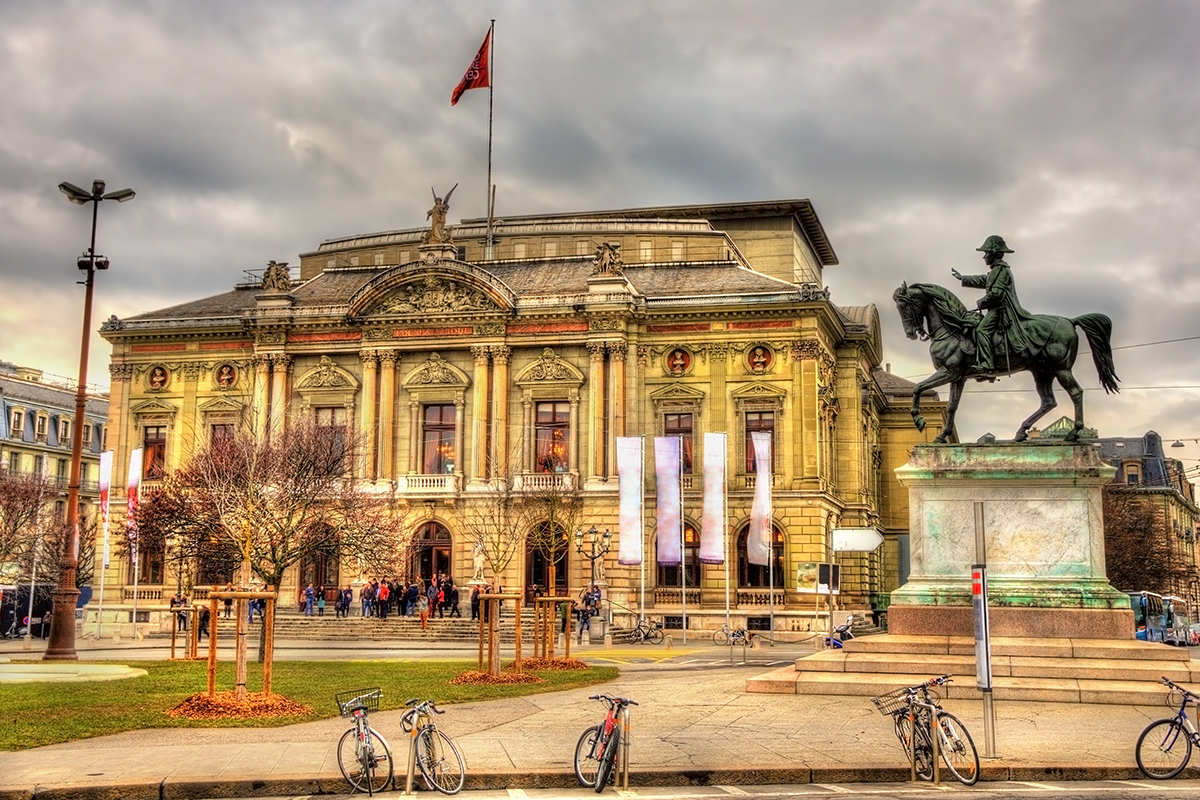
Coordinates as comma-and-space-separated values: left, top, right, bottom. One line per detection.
837, 634, 1191, 662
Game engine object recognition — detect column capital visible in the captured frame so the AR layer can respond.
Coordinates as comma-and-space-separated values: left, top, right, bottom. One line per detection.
360, 350, 379, 366
108, 363, 134, 382
489, 345, 512, 364
586, 341, 607, 359
471, 345, 490, 364
606, 341, 628, 360
378, 349, 399, 367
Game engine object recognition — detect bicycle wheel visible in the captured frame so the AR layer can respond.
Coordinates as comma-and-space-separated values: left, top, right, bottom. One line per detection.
574, 724, 602, 787
594, 726, 621, 792
417, 727, 466, 795
338, 726, 393, 795
894, 714, 934, 780
647, 627, 664, 645
713, 628, 729, 646
1137, 718, 1193, 779
629, 627, 645, 644
936, 712, 979, 785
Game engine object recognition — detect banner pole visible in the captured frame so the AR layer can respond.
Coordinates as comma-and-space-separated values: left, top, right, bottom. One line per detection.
723, 433, 730, 633
485, 19, 495, 246
679, 434, 686, 645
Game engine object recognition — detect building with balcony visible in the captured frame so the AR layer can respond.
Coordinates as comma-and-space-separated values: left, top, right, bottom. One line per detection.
93, 197, 947, 632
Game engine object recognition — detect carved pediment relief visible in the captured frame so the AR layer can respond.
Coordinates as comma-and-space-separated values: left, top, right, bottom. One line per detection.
130, 397, 179, 418
374, 276, 499, 315
648, 383, 706, 403
515, 348, 585, 386
296, 356, 358, 390
731, 381, 786, 406
403, 353, 470, 389
197, 396, 246, 415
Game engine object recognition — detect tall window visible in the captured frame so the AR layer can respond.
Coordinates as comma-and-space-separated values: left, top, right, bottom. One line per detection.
535, 401, 570, 473
513, 242, 527, 259
640, 240, 652, 261
315, 406, 348, 474
138, 544, 164, 585
57, 458, 68, 482
423, 405, 456, 474
33, 454, 44, 476
658, 523, 700, 587
210, 423, 235, 443
35, 414, 47, 441
7, 452, 18, 472
664, 413, 694, 473
745, 411, 775, 472
143, 426, 167, 479
544, 241, 558, 258
9, 409, 22, 438
59, 419, 71, 443
82, 423, 92, 446
737, 524, 785, 588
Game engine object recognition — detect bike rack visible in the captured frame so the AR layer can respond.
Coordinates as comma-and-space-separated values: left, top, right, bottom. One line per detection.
402, 721, 419, 795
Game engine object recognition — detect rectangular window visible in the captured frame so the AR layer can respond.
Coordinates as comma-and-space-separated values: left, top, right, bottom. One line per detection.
457, 246, 468, 260
82, 423, 93, 446
373, 252, 384, 266
210, 423, 235, 443
315, 406, 348, 474
35, 415, 47, 441
6, 452, 18, 472
57, 459, 68, 481
664, 413, 694, 473
535, 401, 571, 473
143, 426, 167, 480
422, 405, 457, 474
745, 411, 775, 472
101, 426, 107, 450
138, 545, 164, 585
513, 242, 526, 259
59, 419, 71, 443
640, 240, 652, 261
544, 241, 558, 258
576, 240, 590, 257
671, 240, 685, 261
9, 410, 22, 438
400, 250, 410, 263
349, 255, 359, 266
33, 454, 44, 476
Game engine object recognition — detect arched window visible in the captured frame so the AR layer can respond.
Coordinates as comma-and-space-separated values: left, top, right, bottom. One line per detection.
658, 523, 700, 587
526, 522, 570, 595
737, 524, 784, 588
410, 522, 452, 583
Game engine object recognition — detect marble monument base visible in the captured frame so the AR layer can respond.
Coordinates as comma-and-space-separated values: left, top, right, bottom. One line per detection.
888, 442, 1132, 639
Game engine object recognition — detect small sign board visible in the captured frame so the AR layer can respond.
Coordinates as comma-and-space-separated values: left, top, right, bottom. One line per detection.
831, 528, 884, 552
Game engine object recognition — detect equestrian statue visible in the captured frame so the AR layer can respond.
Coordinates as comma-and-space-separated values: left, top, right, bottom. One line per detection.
893, 235, 1120, 444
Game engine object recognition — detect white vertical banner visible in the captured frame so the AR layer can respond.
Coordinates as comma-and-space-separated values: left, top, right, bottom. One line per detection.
98, 450, 113, 568
616, 437, 644, 565
700, 432, 726, 564
654, 437, 682, 565
748, 431, 772, 566
126, 448, 143, 566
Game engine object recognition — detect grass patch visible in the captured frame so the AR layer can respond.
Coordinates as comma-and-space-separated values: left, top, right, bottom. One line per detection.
0, 659, 617, 751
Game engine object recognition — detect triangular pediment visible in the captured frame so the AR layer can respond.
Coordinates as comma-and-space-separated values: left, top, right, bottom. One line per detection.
515, 348, 585, 386
130, 397, 178, 416
347, 262, 516, 319
648, 383, 706, 402
730, 381, 787, 401
197, 396, 246, 414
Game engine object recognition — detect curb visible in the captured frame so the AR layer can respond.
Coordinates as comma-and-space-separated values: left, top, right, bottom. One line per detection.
0, 764, 1175, 800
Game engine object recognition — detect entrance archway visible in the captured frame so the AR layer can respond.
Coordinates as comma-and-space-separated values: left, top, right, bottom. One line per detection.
526, 521, 569, 597
411, 521, 452, 584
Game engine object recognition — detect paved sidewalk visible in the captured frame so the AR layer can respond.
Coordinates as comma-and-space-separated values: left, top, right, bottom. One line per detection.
0, 652, 1188, 800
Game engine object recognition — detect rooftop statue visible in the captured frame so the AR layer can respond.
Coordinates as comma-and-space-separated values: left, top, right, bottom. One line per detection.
893, 235, 1120, 444
422, 184, 457, 245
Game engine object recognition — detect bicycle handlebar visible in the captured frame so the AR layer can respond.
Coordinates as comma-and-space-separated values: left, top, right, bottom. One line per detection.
589, 693, 639, 706
1161, 676, 1200, 701
405, 697, 445, 714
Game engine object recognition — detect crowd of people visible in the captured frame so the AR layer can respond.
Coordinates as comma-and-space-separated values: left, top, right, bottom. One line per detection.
289, 575, 468, 629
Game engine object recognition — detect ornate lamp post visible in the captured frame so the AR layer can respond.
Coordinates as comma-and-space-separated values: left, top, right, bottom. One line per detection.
573, 525, 612, 590
44, 179, 135, 661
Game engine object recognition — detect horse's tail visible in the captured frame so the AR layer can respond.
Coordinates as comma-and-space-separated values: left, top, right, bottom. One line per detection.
1072, 313, 1121, 394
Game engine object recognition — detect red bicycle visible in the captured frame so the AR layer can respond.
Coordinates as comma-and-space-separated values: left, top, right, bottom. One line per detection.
574, 693, 637, 792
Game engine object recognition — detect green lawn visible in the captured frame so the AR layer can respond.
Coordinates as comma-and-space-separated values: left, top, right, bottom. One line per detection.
0, 659, 618, 751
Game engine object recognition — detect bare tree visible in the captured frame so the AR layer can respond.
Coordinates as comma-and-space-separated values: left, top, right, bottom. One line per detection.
0, 470, 53, 577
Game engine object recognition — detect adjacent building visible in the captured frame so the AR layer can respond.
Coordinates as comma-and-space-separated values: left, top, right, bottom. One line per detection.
93, 198, 947, 632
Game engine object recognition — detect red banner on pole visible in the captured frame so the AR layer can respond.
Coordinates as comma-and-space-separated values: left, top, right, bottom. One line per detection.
451, 29, 491, 106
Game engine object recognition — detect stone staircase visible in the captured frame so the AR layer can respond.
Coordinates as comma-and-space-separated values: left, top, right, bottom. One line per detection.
746, 633, 1200, 705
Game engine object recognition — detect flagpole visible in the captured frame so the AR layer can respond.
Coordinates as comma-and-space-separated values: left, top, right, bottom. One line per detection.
485, 19, 495, 246
639, 436, 645, 623
722, 433, 730, 634
679, 435, 686, 645
768, 451, 774, 643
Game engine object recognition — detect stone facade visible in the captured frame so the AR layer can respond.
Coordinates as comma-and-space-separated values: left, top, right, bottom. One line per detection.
92, 199, 947, 632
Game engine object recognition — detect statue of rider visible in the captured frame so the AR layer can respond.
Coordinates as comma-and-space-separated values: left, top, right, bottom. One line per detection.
951, 235, 1035, 374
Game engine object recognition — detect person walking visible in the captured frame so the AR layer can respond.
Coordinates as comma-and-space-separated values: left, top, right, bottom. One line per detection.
377, 580, 390, 620
470, 585, 480, 621
418, 592, 429, 630
303, 583, 315, 616
426, 581, 439, 619
316, 587, 326, 617
447, 582, 461, 617
198, 605, 210, 640
577, 602, 591, 645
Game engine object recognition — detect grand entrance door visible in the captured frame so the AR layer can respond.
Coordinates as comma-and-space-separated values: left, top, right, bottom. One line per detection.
411, 522, 452, 584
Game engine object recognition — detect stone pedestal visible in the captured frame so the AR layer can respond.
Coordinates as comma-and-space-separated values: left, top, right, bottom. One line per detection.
889, 442, 1132, 639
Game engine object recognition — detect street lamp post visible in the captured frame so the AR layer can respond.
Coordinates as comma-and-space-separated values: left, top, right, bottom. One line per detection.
44, 179, 135, 661
573, 525, 612, 637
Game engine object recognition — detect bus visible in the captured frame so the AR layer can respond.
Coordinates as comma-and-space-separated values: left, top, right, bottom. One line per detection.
1162, 595, 1193, 646
1128, 591, 1165, 642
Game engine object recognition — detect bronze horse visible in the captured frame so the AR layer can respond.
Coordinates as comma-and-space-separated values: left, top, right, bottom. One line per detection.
893, 282, 1119, 443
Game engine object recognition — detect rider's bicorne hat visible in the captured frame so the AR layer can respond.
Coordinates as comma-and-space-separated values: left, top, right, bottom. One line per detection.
977, 235, 1014, 254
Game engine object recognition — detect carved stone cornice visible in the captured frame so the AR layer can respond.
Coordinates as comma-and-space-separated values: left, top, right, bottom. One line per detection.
109, 363, 134, 383
296, 356, 353, 389
405, 353, 469, 387
256, 331, 286, 346
475, 322, 505, 336
180, 361, 203, 381
516, 348, 585, 385
589, 318, 623, 332
636, 346, 651, 367
792, 339, 821, 361
375, 276, 497, 315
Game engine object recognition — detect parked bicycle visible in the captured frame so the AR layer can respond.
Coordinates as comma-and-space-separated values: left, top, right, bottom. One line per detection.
334, 687, 394, 795
574, 693, 638, 792
401, 698, 466, 794
712, 623, 753, 646
628, 618, 664, 644
871, 675, 979, 785
1136, 676, 1200, 778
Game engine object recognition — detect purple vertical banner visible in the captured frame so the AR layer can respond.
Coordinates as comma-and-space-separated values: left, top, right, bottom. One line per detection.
616, 437, 644, 565
748, 431, 772, 566
700, 432, 726, 564
98, 450, 113, 569
654, 436, 682, 565
127, 448, 143, 566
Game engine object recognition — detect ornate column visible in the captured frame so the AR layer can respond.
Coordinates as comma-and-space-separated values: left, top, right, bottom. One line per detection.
253, 355, 271, 437
470, 346, 490, 482
568, 390, 581, 478
490, 345, 511, 476
378, 350, 397, 481
359, 351, 378, 480
522, 396, 534, 473
454, 395, 466, 482
586, 341, 606, 480
269, 354, 292, 432
608, 342, 628, 475
408, 398, 420, 474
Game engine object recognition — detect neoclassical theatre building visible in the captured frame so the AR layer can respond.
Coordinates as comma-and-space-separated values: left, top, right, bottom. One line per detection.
93, 198, 945, 631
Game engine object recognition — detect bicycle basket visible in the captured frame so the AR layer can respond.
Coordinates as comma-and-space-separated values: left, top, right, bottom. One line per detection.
871, 687, 913, 716
335, 687, 382, 717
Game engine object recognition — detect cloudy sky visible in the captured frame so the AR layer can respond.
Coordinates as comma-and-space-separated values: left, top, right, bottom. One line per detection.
2, 1, 1198, 478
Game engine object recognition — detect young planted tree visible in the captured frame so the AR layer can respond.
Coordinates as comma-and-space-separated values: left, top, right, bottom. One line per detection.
0, 470, 53, 579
